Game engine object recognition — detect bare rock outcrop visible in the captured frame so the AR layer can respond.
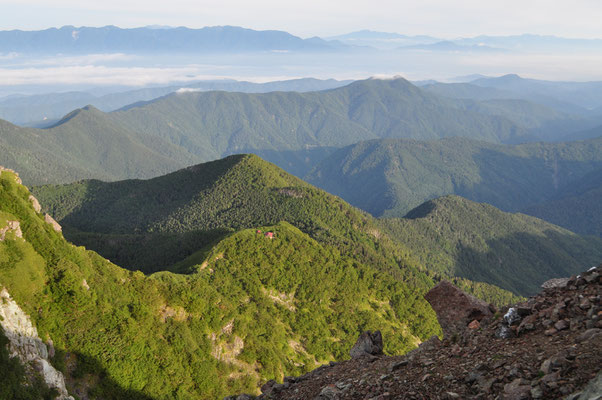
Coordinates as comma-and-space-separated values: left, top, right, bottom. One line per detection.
29, 194, 42, 213
0, 165, 22, 184
0, 220, 23, 241
349, 330, 383, 359
45, 213, 62, 232
424, 280, 493, 339
0, 287, 74, 399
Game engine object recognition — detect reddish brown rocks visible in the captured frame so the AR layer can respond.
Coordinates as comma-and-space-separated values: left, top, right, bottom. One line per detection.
424, 280, 493, 339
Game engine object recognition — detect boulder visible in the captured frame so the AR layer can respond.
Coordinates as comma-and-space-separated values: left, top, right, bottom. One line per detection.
424, 281, 493, 339
541, 277, 570, 289
349, 330, 383, 358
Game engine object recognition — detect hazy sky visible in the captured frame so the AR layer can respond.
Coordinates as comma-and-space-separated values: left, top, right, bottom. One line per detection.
2, 0, 602, 38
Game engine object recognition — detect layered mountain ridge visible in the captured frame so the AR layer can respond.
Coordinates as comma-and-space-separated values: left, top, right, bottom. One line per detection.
32, 155, 602, 296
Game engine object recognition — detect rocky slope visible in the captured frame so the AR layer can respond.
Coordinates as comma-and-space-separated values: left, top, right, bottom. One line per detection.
0, 288, 73, 399
227, 265, 601, 399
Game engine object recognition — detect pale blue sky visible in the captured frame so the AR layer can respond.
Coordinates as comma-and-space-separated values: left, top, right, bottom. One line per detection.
1, 0, 602, 38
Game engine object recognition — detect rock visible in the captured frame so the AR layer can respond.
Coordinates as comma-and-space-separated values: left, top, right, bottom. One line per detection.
0, 220, 22, 241
0, 166, 22, 184
468, 319, 480, 329
564, 370, 602, 400
315, 384, 341, 399
28, 195, 41, 213
424, 281, 493, 339
517, 314, 537, 335
349, 330, 383, 358
576, 328, 602, 343
503, 378, 530, 400
465, 371, 481, 384
541, 277, 570, 289
584, 271, 599, 284
544, 328, 558, 336
445, 392, 460, 399
516, 306, 532, 317
554, 319, 569, 331
541, 372, 560, 387
530, 386, 543, 399
261, 380, 277, 395
496, 324, 514, 339
44, 213, 62, 232
540, 358, 553, 374
0, 287, 74, 399
419, 335, 441, 351
388, 359, 409, 372
504, 308, 522, 326
335, 381, 352, 391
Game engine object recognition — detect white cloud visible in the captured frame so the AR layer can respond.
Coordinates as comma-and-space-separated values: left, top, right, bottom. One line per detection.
176, 87, 202, 93
0, 64, 305, 87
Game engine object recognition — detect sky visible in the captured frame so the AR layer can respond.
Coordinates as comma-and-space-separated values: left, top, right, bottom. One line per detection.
1, 0, 602, 38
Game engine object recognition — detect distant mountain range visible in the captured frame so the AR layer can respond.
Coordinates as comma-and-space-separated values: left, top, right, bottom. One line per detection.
328, 31, 602, 52
3, 26, 600, 56
0, 25, 344, 54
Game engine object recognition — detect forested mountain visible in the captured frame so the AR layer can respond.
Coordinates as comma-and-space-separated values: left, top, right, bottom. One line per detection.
0, 78, 531, 185
524, 168, 602, 237
31, 155, 601, 298
6, 160, 538, 397
0, 108, 195, 185
0, 78, 351, 127
379, 195, 602, 295
306, 136, 602, 226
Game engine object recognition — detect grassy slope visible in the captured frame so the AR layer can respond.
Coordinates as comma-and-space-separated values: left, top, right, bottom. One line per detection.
1, 167, 444, 399
305, 136, 602, 219
379, 195, 602, 295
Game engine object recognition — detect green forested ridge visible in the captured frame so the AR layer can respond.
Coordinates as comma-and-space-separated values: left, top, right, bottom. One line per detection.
1, 78, 527, 186
305, 136, 602, 226
378, 195, 602, 295
31, 154, 596, 300
1, 167, 445, 399
33, 154, 429, 283
0, 109, 196, 185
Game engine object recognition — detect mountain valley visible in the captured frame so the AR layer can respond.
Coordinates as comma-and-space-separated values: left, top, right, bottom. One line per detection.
1, 20, 602, 400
